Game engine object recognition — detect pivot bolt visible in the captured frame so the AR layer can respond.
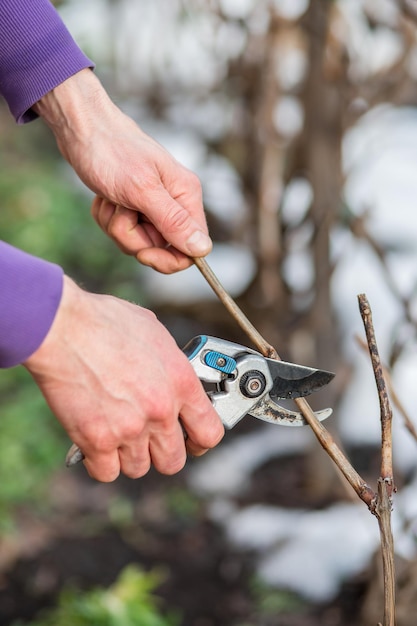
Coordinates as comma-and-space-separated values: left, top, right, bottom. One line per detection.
240, 370, 267, 398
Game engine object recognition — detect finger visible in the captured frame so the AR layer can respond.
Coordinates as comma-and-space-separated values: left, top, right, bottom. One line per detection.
107, 206, 154, 255
178, 379, 225, 453
136, 246, 193, 274
106, 207, 182, 264
149, 420, 187, 475
91, 196, 116, 231
83, 451, 121, 483
185, 440, 210, 458
140, 186, 212, 258
92, 196, 194, 272
118, 444, 152, 479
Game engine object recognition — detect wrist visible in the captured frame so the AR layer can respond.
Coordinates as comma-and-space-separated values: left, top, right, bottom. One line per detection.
23, 275, 80, 375
32, 69, 115, 162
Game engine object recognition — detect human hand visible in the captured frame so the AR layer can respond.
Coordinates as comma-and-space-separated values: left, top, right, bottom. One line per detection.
23, 277, 224, 482
33, 70, 212, 274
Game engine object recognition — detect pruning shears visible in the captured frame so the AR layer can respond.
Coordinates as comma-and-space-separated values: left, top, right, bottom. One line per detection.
66, 334, 334, 467
182, 335, 334, 428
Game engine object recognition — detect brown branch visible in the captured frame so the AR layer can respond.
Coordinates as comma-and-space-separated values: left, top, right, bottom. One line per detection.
193, 257, 278, 359
376, 478, 396, 626
398, 0, 417, 23
193, 257, 376, 508
194, 261, 398, 624
358, 294, 394, 486
358, 293, 396, 626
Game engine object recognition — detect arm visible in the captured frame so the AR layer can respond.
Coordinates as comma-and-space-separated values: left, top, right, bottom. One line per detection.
0, 0, 94, 123
33, 69, 213, 274
0, 242, 63, 367
0, 0, 212, 273
0, 2, 223, 477
0, 242, 224, 480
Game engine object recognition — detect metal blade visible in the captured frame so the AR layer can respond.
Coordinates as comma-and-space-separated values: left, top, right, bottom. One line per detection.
249, 396, 332, 427
265, 358, 335, 400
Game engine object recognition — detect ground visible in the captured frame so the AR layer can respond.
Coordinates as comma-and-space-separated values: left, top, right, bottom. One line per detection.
0, 443, 383, 626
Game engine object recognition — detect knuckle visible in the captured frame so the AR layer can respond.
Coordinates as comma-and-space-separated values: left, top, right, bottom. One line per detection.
162, 205, 191, 234
148, 398, 174, 423
186, 172, 203, 199
119, 420, 146, 442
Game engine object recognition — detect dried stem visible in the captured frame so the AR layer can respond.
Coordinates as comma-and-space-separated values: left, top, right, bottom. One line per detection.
358, 295, 394, 487
193, 257, 278, 359
195, 260, 398, 623
358, 293, 396, 626
193, 257, 375, 508
376, 478, 396, 626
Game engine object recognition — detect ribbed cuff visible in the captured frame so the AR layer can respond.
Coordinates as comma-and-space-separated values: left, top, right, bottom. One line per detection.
0, 0, 94, 123
0, 242, 64, 368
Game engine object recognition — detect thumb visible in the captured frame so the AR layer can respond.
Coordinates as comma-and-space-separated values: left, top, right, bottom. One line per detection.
146, 188, 213, 257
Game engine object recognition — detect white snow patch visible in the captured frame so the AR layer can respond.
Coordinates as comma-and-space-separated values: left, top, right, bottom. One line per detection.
189, 424, 313, 496
143, 245, 256, 304
217, 502, 379, 602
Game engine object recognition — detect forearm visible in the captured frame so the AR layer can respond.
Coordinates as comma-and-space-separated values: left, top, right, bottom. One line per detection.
0, 0, 93, 123
32, 68, 120, 166
0, 242, 63, 368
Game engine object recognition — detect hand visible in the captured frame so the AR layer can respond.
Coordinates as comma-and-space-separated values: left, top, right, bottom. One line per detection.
33, 70, 212, 274
23, 277, 224, 482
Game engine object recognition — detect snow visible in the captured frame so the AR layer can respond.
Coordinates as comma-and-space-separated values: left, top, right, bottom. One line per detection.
272, 0, 309, 21
219, 0, 256, 20
336, 106, 417, 455
142, 244, 256, 304
335, 1, 404, 77
281, 178, 313, 227
273, 96, 304, 139
255, 503, 378, 601
189, 423, 314, 496
190, 100, 417, 602
189, 103, 417, 603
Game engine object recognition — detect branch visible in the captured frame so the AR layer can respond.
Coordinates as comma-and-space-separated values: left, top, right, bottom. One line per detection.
358, 293, 396, 626
194, 260, 397, 624
397, 0, 417, 23
193, 257, 376, 508
358, 295, 394, 486
193, 257, 278, 359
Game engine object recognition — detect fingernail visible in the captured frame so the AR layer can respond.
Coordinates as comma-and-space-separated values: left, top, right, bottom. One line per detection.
186, 230, 212, 256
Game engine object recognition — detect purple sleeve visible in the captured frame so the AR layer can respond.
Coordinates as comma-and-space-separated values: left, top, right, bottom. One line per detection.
0, 242, 63, 368
0, 0, 94, 123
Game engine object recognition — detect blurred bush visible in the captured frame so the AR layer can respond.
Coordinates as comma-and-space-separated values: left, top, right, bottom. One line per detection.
11, 564, 180, 626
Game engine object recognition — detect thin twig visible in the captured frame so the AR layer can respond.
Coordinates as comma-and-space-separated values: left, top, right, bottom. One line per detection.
193, 257, 278, 359
358, 293, 396, 626
358, 295, 394, 486
398, 0, 417, 23
377, 478, 396, 626
193, 257, 376, 508
194, 260, 398, 622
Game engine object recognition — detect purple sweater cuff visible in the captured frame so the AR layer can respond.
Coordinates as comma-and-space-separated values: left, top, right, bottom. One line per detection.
0, 0, 94, 123
0, 242, 63, 368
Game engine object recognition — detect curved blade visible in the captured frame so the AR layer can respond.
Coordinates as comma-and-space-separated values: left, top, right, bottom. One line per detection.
266, 358, 335, 400
249, 396, 332, 427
